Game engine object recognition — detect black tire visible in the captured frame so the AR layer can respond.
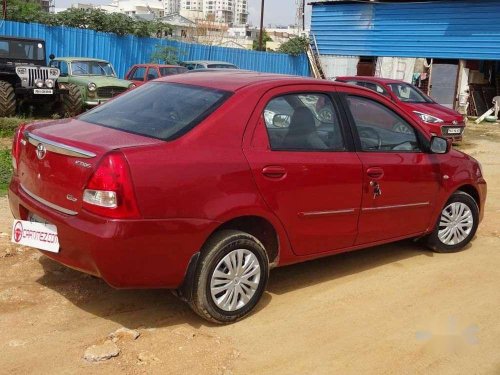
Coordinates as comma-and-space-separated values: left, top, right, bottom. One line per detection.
0, 81, 16, 117
425, 191, 479, 253
60, 83, 83, 117
189, 230, 269, 324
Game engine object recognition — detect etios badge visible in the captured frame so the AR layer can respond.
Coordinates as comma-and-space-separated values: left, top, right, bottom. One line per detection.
36, 143, 47, 160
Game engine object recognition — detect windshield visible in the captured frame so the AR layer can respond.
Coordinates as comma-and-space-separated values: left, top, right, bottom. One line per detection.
70, 60, 116, 76
79, 82, 230, 140
387, 83, 433, 103
0, 39, 45, 60
159, 67, 188, 76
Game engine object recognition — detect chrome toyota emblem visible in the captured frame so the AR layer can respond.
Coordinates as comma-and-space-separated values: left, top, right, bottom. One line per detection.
36, 143, 47, 160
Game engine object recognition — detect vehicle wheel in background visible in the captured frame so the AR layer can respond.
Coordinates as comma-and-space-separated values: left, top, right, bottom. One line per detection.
60, 83, 83, 117
425, 191, 479, 253
0, 81, 16, 117
189, 230, 269, 324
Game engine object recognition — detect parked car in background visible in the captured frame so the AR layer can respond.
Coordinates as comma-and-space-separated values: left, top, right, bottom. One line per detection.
335, 76, 466, 141
49, 57, 134, 111
125, 64, 188, 86
9, 72, 486, 323
180, 60, 238, 70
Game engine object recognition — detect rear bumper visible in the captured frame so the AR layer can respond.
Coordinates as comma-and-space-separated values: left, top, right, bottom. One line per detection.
8, 177, 218, 289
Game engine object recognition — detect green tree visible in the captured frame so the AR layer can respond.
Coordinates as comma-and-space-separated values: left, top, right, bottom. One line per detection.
151, 45, 180, 65
6, 4, 172, 38
278, 36, 310, 56
252, 30, 273, 51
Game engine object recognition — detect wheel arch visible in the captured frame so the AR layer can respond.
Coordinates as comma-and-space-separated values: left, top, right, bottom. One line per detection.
455, 184, 480, 210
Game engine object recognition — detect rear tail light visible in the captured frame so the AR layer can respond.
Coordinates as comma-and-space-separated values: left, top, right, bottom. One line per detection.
11, 123, 27, 175
82, 152, 140, 219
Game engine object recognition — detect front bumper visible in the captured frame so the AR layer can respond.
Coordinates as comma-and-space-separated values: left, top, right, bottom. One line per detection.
84, 98, 110, 107
8, 177, 218, 289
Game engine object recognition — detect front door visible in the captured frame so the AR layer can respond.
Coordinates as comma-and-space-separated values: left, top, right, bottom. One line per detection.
243, 87, 363, 256
340, 89, 442, 245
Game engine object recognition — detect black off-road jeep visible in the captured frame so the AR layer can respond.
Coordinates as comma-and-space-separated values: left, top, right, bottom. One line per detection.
0, 35, 82, 117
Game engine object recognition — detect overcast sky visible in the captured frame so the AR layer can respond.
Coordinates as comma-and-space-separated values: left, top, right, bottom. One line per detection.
54, 0, 311, 27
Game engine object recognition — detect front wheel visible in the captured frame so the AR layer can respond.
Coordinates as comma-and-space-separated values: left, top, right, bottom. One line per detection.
425, 191, 479, 253
189, 230, 269, 324
60, 83, 83, 117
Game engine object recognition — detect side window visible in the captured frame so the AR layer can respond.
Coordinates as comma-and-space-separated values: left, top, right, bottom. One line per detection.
130, 67, 146, 81
147, 68, 159, 81
346, 95, 420, 152
263, 93, 346, 151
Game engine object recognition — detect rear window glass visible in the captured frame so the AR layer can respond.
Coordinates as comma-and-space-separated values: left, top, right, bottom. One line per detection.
207, 64, 237, 69
79, 82, 230, 141
159, 67, 188, 76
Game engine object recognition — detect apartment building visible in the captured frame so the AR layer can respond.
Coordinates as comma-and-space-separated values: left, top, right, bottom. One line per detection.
166, 0, 248, 25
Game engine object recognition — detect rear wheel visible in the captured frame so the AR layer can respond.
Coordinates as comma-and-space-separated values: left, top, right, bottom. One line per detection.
189, 230, 269, 324
425, 191, 479, 253
0, 81, 16, 117
60, 83, 83, 117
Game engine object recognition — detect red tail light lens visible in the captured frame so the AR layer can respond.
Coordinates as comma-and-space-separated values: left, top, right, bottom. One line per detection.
11, 123, 27, 175
82, 152, 140, 219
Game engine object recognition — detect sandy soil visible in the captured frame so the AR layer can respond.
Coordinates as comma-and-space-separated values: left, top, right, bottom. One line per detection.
0, 123, 499, 374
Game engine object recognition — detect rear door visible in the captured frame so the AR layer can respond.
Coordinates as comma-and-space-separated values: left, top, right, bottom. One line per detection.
338, 86, 442, 244
243, 85, 363, 256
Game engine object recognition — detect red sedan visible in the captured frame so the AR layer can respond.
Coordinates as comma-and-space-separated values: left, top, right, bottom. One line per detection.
125, 63, 187, 86
9, 72, 486, 323
335, 76, 466, 141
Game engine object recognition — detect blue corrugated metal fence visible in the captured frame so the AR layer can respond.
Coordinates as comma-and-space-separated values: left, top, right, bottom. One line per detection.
311, 0, 500, 60
1, 20, 310, 78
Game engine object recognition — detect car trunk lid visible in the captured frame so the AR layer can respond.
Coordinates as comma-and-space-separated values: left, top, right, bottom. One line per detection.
18, 118, 162, 215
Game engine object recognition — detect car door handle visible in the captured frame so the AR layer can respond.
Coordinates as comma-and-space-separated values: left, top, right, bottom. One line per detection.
262, 166, 287, 179
366, 167, 384, 179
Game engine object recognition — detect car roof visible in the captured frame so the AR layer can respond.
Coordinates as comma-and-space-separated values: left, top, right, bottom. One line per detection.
336, 76, 407, 84
131, 63, 185, 68
0, 36, 45, 43
160, 70, 352, 92
182, 60, 237, 65
53, 57, 109, 63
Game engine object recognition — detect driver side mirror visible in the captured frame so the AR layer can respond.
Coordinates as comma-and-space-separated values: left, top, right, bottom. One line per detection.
273, 114, 291, 128
430, 136, 450, 154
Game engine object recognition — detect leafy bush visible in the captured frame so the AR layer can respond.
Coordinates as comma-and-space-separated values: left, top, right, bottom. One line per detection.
6, 0, 172, 37
278, 36, 310, 56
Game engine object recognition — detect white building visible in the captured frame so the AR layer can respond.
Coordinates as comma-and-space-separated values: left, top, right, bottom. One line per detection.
167, 0, 248, 26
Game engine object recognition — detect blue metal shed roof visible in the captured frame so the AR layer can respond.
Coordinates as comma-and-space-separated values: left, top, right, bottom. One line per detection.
311, 0, 500, 60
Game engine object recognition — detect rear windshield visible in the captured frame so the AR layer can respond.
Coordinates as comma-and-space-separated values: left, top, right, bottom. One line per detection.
207, 64, 237, 69
159, 67, 188, 76
79, 82, 230, 141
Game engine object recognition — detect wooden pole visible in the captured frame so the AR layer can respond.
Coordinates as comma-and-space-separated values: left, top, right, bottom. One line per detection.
258, 0, 265, 50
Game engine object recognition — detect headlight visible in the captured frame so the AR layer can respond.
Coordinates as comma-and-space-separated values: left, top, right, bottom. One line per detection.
35, 79, 44, 88
413, 111, 443, 124
128, 83, 136, 89
45, 79, 54, 88
16, 67, 27, 75
87, 82, 97, 92
49, 68, 59, 76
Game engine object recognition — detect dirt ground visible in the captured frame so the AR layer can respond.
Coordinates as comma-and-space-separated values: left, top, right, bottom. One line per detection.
0, 123, 499, 374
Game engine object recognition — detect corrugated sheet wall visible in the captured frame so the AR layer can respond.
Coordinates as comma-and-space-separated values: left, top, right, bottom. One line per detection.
311, 0, 500, 60
1, 20, 310, 78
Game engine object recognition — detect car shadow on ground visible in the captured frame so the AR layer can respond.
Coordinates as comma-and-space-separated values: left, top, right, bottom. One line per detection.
35, 239, 435, 329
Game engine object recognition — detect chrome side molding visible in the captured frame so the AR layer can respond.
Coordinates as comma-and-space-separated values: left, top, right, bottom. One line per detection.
25, 132, 96, 159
